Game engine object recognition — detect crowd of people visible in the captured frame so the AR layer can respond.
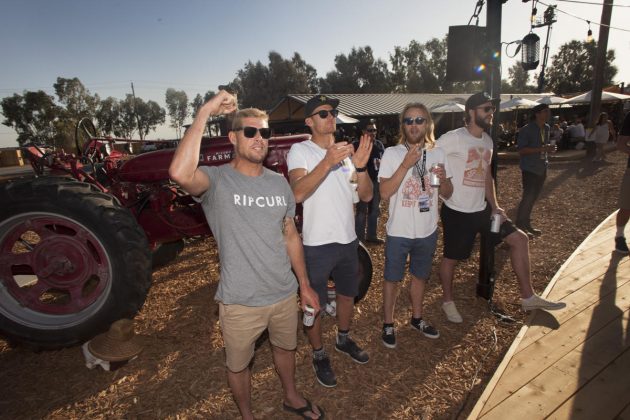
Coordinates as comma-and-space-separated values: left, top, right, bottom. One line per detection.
168, 90, 628, 419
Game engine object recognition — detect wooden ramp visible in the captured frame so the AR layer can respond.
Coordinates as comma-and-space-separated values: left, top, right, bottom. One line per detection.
469, 212, 630, 420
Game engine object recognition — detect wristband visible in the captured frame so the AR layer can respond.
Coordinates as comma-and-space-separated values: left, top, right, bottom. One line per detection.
355, 166, 367, 172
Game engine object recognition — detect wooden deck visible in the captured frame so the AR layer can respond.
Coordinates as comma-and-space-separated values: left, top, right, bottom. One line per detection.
469, 212, 630, 420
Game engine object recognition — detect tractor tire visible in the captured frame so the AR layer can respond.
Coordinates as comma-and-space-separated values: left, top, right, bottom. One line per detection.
355, 242, 373, 303
0, 178, 152, 349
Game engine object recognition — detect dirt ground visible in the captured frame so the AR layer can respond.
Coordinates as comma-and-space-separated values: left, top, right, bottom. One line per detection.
1, 151, 627, 420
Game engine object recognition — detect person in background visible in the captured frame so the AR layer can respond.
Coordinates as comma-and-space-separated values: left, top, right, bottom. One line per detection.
515, 103, 556, 237
436, 92, 566, 324
354, 119, 386, 244
378, 103, 452, 348
615, 111, 630, 255
589, 112, 616, 162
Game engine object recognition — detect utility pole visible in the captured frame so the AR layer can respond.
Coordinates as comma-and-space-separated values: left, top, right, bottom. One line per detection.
588, 0, 614, 129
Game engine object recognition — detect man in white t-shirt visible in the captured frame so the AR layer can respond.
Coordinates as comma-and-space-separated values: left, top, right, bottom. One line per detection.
378, 102, 452, 349
436, 92, 566, 324
287, 95, 373, 388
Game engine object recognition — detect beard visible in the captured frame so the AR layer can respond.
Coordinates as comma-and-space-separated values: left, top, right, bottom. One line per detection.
404, 128, 425, 145
475, 113, 493, 130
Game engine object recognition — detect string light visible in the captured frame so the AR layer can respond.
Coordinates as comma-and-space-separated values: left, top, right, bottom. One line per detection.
586, 20, 594, 42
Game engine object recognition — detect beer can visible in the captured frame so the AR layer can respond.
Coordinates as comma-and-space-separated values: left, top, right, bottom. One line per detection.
327, 284, 336, 302
303, 305, 315, 327
430, 163, 442, 187
490, 213, 502, 233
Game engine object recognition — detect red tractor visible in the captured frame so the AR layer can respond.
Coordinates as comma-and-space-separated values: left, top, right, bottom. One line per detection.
0, 119, 373, 349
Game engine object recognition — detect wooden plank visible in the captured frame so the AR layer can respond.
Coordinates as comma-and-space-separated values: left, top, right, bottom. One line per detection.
480, 312, 630, 419
479, 299, 630, 416
547, 255, 629, 301
550, 348, 630, 419
517, 262, 630, 350
468, 212, 620, 419
559, 238, 621, 278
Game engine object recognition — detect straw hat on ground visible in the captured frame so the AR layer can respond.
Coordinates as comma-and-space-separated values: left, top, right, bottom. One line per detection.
88, 319, 143, 362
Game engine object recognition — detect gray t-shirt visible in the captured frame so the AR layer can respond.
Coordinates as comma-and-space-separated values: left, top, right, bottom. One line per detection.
517, 122, 548, 176
197, 164, 298, 306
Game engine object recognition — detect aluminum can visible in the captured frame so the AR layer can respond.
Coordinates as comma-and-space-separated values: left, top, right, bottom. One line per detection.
303, 305, 315, 326
430, 163, 442, 187
490, 213, 502, 233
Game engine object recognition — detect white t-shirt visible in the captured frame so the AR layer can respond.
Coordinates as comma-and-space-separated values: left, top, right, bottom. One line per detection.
436, 127, 493, 213
287, 140, 357, 246
378, 144, 451, 239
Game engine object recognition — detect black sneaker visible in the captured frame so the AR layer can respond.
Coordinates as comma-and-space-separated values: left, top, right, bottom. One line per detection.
335, 336, 369, 364
615, 236, 629, 255
410, 319, 440, 339
382, 325, 396, 349
312, 354, 337, 388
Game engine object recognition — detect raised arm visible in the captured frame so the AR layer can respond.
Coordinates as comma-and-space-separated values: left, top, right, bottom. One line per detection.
168, 90, 237, 196
352, 134, 374, 202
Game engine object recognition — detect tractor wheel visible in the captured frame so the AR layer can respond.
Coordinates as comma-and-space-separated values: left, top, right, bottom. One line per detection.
0, 178, 152, 349
355, 242, 373, 303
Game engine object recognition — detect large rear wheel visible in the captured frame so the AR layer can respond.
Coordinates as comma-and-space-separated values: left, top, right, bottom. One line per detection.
0, 178, 152, 349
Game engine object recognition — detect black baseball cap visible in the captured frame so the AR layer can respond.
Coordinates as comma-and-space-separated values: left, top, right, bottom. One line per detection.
532, 103, 550, 114
465, 92, 500, 112
304, 94, 339, 118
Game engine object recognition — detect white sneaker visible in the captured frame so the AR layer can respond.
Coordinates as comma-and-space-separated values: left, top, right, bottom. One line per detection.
522, 295, 567, 312
442, 301, 463, 323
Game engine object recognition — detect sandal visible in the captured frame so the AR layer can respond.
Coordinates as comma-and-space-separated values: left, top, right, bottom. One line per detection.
282, 398, 325, 419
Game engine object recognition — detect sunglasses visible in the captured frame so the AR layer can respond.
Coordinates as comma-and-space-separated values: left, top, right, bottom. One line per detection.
476, 105, 496, 113
309, 109, 339, 119
233, 126, 272, 139
365, 128, 377, 133
403, 116, 427, 126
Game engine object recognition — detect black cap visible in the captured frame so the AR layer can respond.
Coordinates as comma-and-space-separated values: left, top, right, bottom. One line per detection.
465, 92, 500, 112
304, 94, 339, 118
532, 103, 550, 114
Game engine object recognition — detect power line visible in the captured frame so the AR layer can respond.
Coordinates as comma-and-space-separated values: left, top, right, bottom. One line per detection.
538, 0, 630, 32
553, 0, 630, 6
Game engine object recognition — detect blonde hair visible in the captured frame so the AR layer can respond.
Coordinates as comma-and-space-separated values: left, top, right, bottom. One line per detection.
396, 102, 435, 148
231, 108, 268, 130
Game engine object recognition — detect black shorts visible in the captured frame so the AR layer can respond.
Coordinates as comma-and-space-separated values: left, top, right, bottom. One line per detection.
303, 240, 359, 306
440, 203, 517, 260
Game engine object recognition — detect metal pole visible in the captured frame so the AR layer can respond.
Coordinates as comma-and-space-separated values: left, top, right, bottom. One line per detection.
538, 23, 553, 92
588, 0, 614, 129
478, 0, 502, 302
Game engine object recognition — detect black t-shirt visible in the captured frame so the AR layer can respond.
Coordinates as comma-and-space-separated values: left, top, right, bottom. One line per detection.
622, 113, 630, 168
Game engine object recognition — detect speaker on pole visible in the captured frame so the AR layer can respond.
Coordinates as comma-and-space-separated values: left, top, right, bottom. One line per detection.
446, 25, 488, 82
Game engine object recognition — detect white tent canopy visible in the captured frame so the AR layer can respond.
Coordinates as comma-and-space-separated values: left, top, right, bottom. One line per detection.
500, 97, 538, 111
430, 102, 465, 113
563, 90, 630, 104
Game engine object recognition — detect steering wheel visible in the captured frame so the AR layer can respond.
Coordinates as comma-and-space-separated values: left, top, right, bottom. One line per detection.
74, 118, 98, 157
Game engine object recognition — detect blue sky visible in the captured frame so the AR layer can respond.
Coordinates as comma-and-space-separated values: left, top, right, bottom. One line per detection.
1, 0, 629, 147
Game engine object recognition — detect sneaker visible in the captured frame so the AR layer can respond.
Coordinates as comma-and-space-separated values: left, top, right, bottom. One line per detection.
442, 301, 463, 323
410, 319, 440, 339
312, 354, 337, 388
382, 325, 396, 349
335, 336, 369, 364
615, 236, 629, 255
522, 294, 567, 312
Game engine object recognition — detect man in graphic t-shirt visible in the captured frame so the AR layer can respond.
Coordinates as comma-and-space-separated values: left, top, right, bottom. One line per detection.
169, 91, 323, 420
436, 92, 566, 324
615, 111, 630, 254
377, 102, 452, 349
287, 95, 373, 388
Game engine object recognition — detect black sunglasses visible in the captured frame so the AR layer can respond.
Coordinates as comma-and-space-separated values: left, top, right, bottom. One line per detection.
309, 109, 339, 119
234, 126, 272, 139
476, 105, 496, 113
365, 128, 377, 133
403, 116, 427, 126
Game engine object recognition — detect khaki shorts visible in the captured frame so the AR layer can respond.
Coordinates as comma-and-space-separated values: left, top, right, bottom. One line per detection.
620, 168, 630, 210
219, 294, 298, 372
